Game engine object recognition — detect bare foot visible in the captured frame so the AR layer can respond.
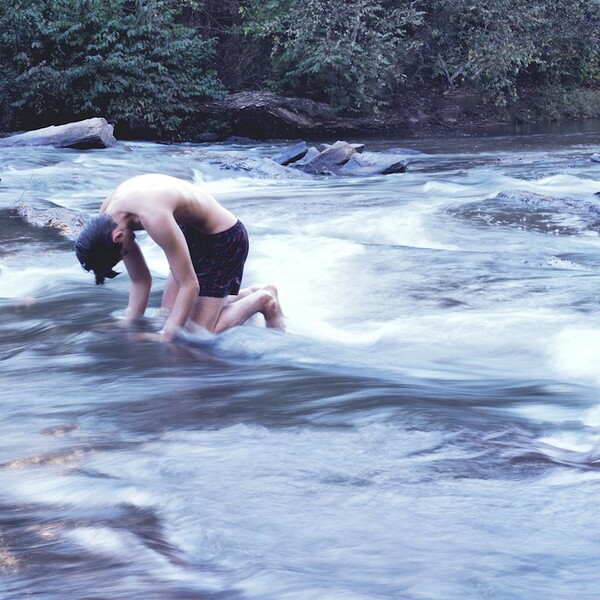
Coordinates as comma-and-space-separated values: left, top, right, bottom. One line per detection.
262, 284, 286, 331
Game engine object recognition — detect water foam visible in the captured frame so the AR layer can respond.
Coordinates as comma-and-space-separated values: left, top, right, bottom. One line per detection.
549, 326, 600, 384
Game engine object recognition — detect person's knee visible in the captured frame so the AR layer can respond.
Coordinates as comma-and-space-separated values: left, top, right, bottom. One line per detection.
258, 288, 279, 315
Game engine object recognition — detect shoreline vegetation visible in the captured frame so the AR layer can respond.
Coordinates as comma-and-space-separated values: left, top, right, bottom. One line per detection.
1, 1, 599, 142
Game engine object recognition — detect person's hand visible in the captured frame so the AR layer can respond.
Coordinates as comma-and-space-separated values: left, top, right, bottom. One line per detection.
134, 328, 176, 343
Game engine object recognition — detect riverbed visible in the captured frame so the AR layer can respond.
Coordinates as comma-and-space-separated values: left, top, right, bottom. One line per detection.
1, 125, 600, 599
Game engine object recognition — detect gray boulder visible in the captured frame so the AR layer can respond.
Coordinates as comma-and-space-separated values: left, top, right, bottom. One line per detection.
274, 141, 309, 166
286, 141, 410, 176
301, 140, 357, 174
291, 147, 320, 167
339, 152, 409, 176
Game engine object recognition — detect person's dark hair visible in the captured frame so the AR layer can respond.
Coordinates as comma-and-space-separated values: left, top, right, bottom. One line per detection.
74, 214, 122, 285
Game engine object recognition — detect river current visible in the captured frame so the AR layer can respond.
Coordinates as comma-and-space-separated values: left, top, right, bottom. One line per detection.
1, 125, 600, 599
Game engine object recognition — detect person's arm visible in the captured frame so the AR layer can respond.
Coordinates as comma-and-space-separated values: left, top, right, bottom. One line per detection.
143, 214, 199, 341
122, 241, 152, 320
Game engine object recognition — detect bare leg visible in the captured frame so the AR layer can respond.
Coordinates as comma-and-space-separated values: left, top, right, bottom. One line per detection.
188, 284, 285, 334
213, 284, 285, 333
190, 296, 230, 333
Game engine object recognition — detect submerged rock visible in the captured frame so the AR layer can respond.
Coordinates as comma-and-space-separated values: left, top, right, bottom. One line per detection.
17, 200, 87, 239
449, 189, 600, 236
179, 149, 308, 179
496, 190, 600, 214
387, 147, 426, 155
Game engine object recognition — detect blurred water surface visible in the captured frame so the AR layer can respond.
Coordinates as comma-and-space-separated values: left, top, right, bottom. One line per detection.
1, 124, 600, 599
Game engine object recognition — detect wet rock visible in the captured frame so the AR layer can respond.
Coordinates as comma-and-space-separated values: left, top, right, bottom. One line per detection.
274, 141, 309, 166
291, 147, 320, 167
273, 139, 414, 175
0, 117, 116, 149
300, 140, 357, 174
179, 149, 308, 179
225, 136, 256, 145
339, 152, 409, 176
449, 189, 600, 236
17, 200, 87, 239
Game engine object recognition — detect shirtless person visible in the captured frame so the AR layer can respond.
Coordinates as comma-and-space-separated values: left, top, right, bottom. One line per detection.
74, 173, 285, 340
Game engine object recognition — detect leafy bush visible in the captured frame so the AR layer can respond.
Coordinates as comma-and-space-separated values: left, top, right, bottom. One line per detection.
1, 0, 599, 136
0, 0, 224, 138
412, 0, 600, 108
241, 0, 424, 115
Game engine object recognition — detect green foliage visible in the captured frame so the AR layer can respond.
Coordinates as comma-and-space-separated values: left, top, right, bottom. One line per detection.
526, 0, 600, 88
239, 0, 294, 39
518, 87, 600, 122
1, 0, 599, 136
240, 0, 600, 117
414, 0, 541, 106
241, 0, 424, 115
0, 0, 223, 137
413, 0, 600, 108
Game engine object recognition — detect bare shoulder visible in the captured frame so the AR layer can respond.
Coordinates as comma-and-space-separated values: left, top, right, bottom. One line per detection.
105, 173, 231, 232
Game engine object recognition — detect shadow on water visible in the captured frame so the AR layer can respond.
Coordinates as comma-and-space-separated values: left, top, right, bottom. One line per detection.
0, 207, 74, 259
0, 496, 243, 599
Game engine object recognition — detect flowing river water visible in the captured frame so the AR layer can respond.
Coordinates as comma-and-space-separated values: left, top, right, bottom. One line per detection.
1, 123, 600, 599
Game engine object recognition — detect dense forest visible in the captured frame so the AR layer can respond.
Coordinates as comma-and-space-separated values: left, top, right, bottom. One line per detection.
1, 0, 599, 140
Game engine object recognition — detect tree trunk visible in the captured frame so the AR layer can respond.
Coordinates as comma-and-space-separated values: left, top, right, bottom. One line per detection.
0, 117, 117, 149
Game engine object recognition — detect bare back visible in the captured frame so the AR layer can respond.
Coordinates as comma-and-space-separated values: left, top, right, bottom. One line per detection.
100, 174, 237, 234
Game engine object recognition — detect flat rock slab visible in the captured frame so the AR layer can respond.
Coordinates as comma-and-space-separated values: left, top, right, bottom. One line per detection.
496, 190, 600, 214
17, 201, 87, 239
274, 141, 309, 166
178, 149, 309, 179
339, 152, 409, 176
0, 117, 116, 149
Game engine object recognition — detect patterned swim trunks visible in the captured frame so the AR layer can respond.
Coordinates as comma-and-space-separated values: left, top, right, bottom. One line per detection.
180, 220, 249, 298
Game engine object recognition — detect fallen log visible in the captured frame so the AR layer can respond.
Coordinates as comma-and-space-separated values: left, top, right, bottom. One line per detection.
0, 117, 117, 149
